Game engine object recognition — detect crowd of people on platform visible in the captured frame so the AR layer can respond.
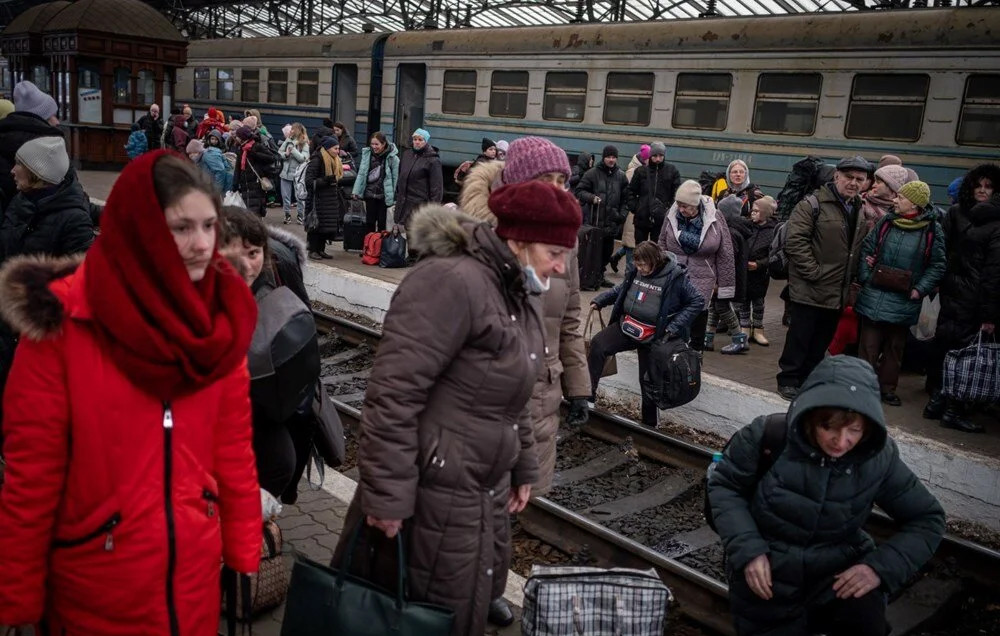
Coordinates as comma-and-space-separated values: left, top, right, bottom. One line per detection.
0, 85, 991, 636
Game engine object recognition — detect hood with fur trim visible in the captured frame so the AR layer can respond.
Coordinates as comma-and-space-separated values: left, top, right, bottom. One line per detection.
457, 160, 505, 226
958, 163, 1000, 213
0, 254, 83, 341
266, 225, 306, 267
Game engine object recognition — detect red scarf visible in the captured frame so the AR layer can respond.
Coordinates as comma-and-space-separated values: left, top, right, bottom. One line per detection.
85, 150, 257, 400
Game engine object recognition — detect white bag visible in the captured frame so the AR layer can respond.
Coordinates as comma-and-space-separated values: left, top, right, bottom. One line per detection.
911, 294, 940, 342
224, 191, 247, 209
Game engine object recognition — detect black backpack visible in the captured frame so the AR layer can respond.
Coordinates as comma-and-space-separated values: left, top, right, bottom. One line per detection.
775, 156, 831, 223
768, 194, 820, 281
259, 135, 283, 179
704, 413, 787, 533
641, 337, 701, 409
698, 170, 725, 196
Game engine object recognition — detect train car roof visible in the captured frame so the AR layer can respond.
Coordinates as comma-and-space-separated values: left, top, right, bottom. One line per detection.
187, 32, 383, 59
384, 8, 999, 55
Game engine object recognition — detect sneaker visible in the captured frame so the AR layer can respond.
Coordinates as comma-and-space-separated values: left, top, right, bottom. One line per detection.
308, 251, 325, 261
599, 277, 614, 288
296, 216, 303, 224
777, 385, 799, 401
283, 216, 291, 224
881, 392, 902, 407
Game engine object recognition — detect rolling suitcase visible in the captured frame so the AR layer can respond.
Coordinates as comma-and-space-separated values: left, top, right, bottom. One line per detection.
578, 202, 604, 291
343, 199, 367, 252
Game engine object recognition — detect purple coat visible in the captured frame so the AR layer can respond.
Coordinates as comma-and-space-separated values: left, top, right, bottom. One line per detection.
657, 195, 736, 310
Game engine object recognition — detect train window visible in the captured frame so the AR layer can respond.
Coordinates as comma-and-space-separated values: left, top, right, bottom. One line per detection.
752, 73, 821, 136
544, 72, 587, 122
604, 73, 654, 126
957, 74, 1000, 147
193, 68, 210, 100
489, 71, 528, 119
78, 67, 99, 90
113, 67, 131, 103
241, 69, 260, 102
672, 73, 731, 131
138, 69, 155, 106
297, 69, 319, 106
846, 74, 928, 142
442, 70, 476, 115
268, 69, 288, 104
216, 68, 234, 102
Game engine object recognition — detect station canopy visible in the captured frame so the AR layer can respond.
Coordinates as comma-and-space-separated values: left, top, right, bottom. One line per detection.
0, 0, 977, 39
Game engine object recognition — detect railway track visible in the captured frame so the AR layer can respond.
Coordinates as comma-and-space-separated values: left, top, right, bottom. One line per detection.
313, 309, 1000, 635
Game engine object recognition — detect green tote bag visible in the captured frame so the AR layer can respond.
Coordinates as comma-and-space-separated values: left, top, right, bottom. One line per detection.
279, 523, 454, 636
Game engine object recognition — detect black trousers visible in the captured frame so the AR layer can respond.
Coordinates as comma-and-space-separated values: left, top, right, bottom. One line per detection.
776, 301, 842, 388
364, 197, 388, 233
601, 234, 616, 271
688, 310, 710, 352
633, 222, 663, 245
587, 322, 657, 426
734, 588, 886, 636
858, 317, 909, 393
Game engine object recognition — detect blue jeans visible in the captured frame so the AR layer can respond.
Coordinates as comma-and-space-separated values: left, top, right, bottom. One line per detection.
613, 245, 634, 272
280, 178, 296, 219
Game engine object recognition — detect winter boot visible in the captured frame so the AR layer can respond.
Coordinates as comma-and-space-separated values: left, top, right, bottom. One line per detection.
721, 332, 750, 355
941, 400, 984, 433
751, 328, 770, 346
609, 251, 622, 274
703, 332, 715, 351
922, 390, 945, 420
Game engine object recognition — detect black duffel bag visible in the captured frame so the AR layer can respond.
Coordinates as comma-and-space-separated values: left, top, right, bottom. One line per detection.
641, 337, 701, 409
248, 285, 321, 423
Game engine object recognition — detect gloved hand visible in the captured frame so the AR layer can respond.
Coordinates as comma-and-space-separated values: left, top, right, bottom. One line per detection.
565, 398, 590, 427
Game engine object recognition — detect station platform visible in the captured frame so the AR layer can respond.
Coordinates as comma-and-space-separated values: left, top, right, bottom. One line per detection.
79, 170, 1000, 532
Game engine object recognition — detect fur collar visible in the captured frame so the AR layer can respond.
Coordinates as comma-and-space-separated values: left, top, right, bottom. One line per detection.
266, 225, 307, 265
408, 205, 480, 258
0, 254, 83, 341
457, 160, 504, 226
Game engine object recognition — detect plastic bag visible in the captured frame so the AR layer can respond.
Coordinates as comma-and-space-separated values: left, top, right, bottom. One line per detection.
911, 294, 940, 342
261, 489, 283, 521
224, 191, 246, 209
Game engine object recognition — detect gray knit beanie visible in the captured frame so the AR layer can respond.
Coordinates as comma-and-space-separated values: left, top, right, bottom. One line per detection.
13, 81, 58, 121
649, 142, 666, 157
16, 136, 69, 185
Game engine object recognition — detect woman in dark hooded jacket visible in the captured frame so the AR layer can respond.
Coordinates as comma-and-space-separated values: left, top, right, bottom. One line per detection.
231, 125, 275, 218
923, 163, 999, 432
708, 355, 945, 636
569, 151, 593, 191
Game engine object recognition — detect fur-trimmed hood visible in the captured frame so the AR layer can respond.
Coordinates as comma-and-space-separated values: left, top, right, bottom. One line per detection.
0, 253, 83, 341
457, 160, 505, 226
266, 225, 306, 266
408, 204, 478, 258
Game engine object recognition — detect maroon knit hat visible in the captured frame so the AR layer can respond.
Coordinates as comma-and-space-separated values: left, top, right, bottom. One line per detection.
489, 181, 581, 248
502, 136, 572, 185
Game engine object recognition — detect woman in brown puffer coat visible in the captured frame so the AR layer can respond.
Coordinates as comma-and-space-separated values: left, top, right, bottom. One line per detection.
333, 181, 582, 636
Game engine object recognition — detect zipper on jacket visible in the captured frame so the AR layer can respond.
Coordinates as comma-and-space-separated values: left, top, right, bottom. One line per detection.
52, 512, 121, 550
202, 488, 219, 518
163, 402, 180, 636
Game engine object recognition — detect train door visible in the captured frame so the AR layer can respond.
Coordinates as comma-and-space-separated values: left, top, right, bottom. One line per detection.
366, 36, 388, 143
394, 63, 425, 149
331, 64, 358, 135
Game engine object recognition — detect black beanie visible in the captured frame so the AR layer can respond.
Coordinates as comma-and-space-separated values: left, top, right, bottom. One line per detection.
482, 137, 496, 152
602, 145, 618, 159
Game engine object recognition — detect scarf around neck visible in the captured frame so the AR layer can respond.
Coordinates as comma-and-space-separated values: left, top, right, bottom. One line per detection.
321, 147, 343, 180
84, 150, 257, 400
676, 209, 704, 255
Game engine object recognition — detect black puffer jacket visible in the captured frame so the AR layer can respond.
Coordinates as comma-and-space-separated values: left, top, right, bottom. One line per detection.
569, 152, 592, 191
232, 138, 275, 216
708, 356, 945, 631
304, 150, 347, 236
575, 163, 629, 231
394, 145, 443, 227
627, 160, 681, 230
0, 177, 94, 262
745, 218, 778, 300
943, 164, 1000, 268
937, 194, 1000, 344
0, 113, 64, 211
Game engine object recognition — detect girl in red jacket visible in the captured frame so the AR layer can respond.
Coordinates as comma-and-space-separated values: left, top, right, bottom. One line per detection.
0, 151, 262, 635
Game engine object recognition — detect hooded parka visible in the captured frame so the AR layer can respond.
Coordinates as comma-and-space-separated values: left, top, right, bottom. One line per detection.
855, 210, 946, 326
570, 152, 592, 191
708, 356, 945, 635
0, 176, 94, 263
232, 136, 275, 216
393, 144, 443, 228
785, 183, 866, 310
657, 195, 736, 310
333, 205, 544, 636
575, 162, 629, 232
0, 152, 262, 633
627, 159, 682, 233
458, 159, 591, 494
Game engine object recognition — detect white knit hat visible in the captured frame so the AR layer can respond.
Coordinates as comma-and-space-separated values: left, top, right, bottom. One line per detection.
13, 81, 58, 121
16, 136, 69, 185
675, 180, 703, 207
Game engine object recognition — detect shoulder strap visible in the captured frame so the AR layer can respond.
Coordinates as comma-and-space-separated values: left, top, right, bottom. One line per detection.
806, 194, 820, 219
756, 413, 788, 480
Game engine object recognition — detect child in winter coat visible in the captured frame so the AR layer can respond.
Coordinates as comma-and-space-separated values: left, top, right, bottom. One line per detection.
742, 196, 779, 346
125, 123, 147, 160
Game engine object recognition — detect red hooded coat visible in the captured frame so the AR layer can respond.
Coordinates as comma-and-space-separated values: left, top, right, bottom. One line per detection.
0, 151, 261, 634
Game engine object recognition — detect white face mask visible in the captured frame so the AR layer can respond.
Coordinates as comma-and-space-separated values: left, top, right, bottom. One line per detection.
522, 264, 550, 295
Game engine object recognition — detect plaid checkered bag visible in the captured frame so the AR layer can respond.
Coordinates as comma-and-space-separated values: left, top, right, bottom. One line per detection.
942, 332, 1000, 403
522, 565, 672, 636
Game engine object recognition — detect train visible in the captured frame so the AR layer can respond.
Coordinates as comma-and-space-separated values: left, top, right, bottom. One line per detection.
175, 8, 1000, 200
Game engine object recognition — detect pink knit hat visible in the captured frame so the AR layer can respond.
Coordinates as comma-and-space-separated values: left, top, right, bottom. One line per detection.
873, 165, 908, 193
502, 136, 571, 185
639, 145, 651, 163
